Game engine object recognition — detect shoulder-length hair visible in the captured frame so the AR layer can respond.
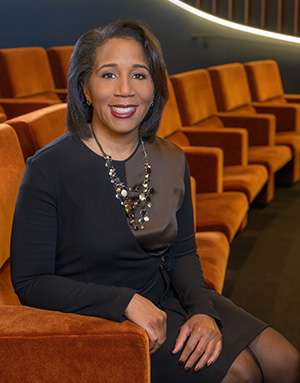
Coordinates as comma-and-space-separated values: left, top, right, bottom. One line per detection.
67, 20, 168, 140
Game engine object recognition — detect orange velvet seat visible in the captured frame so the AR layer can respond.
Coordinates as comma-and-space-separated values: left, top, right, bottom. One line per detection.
165, 74, 270, 203
47, 46, 74, 89
159, 95, 249, 242
0, 47, 65, 119
0, 111, 6, 123
195, 232, 229, 294
244, 60, 300, 104
190, 177, 230, 294
0, 123, 150, 383
6, 103, 67, 159
207, 63, 296, 183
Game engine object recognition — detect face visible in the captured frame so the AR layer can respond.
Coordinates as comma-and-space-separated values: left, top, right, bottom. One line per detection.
84, 37, 155, 137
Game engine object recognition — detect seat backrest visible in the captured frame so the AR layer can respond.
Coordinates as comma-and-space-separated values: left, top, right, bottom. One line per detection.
47, 46, 74, 89
0, 47, 59, 100
208, 63, 253, 112
170, 69, 222, 126
0, 124, 24, 304
157, 79, 190, 146
244, 60, 285, 103
7, 103, 67, 159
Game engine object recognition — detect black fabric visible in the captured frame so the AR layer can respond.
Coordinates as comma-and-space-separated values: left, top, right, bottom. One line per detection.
10, 132, 268, 382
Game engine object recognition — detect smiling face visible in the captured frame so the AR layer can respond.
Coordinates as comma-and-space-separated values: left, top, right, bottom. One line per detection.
84, 37, 155, 139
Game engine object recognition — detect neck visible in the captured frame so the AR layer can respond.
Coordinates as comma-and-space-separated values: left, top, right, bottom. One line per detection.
89, 125, 139, 161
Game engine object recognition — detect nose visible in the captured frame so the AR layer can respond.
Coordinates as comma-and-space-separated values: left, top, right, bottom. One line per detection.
115, 74, 134, 98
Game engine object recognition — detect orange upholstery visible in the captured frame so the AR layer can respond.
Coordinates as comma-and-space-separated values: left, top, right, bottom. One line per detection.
208, 63, 297, 183
166, 72, 269, 203
0, 47, 59, 99
0, 305, 150, 383
0, 47, 65, 118
244, 60, 300, 104
7, 104, 67, 159
47, 46, 73, 89
195, 232, 229, 294
159, 107, 248, 241
190, 176, 230, 293
0, 110, 6, 123
0, 123, 150, 383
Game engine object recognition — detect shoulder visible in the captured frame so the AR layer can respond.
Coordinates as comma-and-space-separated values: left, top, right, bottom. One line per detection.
27, 132, 75, 169
148, 136, 185, 162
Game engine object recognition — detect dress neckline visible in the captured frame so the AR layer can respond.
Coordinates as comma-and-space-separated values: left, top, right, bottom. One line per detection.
72, 133, 141, 163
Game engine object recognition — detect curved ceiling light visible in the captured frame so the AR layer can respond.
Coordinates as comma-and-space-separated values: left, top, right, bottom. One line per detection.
166, 0, 300, 45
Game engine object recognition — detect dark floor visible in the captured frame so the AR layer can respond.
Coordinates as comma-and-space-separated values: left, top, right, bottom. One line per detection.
223, 182, 300, 351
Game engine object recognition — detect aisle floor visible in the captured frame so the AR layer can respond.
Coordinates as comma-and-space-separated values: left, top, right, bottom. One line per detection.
223, 182, 300, 350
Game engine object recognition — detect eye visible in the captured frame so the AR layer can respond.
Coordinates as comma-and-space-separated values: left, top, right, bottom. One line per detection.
101, 72, 117, 79
132, 72, 147, 80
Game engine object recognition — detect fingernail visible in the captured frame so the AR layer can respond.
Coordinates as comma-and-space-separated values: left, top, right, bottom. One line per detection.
207, 360, 213, 367
184, 365, 190, 370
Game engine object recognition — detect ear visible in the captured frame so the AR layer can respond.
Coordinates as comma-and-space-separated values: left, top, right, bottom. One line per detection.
82, 81, 91, 103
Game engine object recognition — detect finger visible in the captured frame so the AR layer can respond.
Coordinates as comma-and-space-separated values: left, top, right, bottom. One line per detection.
206, 339, 222, 366
179, 332, 202, 364
172, 324, 191, 354
194, 340, 216, 371
184, 336, 207, 369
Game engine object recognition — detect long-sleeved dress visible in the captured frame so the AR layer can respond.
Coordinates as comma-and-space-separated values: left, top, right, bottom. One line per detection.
11, 132, 268, 382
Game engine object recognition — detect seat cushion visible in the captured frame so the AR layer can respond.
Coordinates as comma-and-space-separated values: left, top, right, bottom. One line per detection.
223, 165, 268, 202
248, 145, 292, 172
195, 232, 230, 294
196, 192, 248, 242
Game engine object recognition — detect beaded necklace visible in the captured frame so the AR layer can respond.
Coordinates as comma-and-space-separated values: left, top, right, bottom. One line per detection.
90, 125, 153, 231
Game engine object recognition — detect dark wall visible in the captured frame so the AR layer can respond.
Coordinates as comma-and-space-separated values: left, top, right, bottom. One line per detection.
1, 0, 300, 91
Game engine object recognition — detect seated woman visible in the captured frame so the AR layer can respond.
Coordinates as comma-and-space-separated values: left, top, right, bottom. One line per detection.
11, 20, 300, 383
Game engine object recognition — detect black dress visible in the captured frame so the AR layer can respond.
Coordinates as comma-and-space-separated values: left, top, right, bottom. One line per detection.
11, 132, 268, 382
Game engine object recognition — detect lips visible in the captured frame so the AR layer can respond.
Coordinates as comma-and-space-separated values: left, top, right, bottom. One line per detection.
110, 105, 137, 119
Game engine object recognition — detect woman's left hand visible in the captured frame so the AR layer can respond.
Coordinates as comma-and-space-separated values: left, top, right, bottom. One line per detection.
172, 314, 222, 371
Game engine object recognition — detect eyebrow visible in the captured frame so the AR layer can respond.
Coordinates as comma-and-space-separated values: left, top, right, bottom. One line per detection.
96, 63, 150, 71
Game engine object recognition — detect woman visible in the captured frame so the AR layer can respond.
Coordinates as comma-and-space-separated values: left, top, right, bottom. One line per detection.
11, 20, 299, 382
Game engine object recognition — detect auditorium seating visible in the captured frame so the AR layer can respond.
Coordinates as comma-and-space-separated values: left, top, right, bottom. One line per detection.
0, 123, 150, 383
0, 47, 65, 119
6, 103, 67, 159
159, 88, 249, 242
208, 63, 300, 183
47, 46, 73, 89
244, 60, 300, 104
170, 69, 290, 203
190, 177, 230, 294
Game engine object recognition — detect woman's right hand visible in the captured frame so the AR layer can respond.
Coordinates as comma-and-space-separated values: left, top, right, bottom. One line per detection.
124, 293, 167, 353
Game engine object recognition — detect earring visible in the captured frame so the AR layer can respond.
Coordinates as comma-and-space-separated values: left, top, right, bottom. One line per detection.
86, 98, 92, 106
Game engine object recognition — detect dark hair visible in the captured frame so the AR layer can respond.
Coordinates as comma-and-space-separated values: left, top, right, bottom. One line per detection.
67, 20, 168, 139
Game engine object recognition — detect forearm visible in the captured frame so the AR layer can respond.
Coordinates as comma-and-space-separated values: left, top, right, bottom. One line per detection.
14, 273, 136, 322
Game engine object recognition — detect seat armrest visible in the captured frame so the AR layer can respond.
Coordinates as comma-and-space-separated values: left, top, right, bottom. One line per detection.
252, 102, 300, 133
183, 146, 223, 193
0, 98, 59, 119
181, 127, 248, 166
54, 88, 68, 102
285, 94, 300, 104
217, 112, 275, 146
0, 305, 150, 383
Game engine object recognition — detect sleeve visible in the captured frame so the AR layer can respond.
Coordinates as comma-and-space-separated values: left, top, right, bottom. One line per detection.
168, 158, 222, 324
10, 157, 136, 322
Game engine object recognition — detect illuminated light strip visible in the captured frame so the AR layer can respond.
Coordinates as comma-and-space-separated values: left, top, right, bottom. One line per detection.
166, 0, 300, 44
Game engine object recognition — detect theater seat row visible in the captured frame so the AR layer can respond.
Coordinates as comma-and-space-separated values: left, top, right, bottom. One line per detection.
0, 46, 73, 119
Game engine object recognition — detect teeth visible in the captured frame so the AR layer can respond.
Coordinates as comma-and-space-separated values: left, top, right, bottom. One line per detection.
111, 106, 136, 114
